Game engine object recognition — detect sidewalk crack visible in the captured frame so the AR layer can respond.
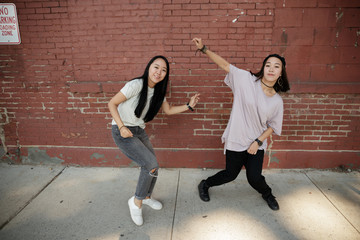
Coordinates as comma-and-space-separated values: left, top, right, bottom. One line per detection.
170, 169, 180, 240
304, 171, 360, 234
0, 166, 67, 230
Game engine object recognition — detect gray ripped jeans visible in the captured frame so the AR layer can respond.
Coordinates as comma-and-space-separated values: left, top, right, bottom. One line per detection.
112, 125, 159, 200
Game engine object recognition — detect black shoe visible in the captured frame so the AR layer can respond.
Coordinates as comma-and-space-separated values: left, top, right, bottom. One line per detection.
198, 180, 210, 202
262, 194, 279, 211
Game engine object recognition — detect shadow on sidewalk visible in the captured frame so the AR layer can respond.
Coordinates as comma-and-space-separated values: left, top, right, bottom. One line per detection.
0, 166, 359, 240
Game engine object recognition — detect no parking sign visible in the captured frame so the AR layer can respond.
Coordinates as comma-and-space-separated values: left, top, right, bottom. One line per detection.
0, 3, 21, 45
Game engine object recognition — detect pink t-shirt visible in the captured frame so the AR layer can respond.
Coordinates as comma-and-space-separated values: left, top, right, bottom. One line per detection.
221, 65, 283, 153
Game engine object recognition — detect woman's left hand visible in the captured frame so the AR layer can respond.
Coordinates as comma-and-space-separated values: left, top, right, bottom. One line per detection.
247, 141, 259, 155
189, 93, 200, 108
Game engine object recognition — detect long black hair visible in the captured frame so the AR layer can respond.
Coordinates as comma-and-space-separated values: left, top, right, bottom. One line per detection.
252, 54, 290, 93
134, 55, 170, 122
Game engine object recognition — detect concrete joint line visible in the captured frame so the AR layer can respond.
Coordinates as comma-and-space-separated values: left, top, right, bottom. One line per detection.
304, 172, 360, 234
6, 145, 360, 153
0, 166, 67, 231
170, 169, 181, 240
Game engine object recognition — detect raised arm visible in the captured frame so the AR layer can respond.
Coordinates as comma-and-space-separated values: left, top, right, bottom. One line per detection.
192, 38, 230, 73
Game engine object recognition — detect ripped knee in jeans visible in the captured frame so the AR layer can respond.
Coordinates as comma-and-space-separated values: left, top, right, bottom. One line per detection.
149, 168, 158, 177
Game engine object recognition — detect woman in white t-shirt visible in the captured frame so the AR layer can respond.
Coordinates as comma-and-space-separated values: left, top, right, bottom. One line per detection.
108, 56, 200, 226
192, 38, 290, 211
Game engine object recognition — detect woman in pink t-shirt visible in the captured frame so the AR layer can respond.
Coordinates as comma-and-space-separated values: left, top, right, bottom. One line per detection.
193, 38, 290, 211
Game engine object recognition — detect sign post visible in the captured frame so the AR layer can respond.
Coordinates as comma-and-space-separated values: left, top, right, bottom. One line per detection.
0, 3, 21, 45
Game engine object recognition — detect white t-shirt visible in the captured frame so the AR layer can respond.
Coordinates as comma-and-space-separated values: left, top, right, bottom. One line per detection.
111, 79, 154, 129
221, 65, 284, 153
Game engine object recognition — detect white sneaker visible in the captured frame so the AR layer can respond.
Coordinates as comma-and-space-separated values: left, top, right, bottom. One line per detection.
142, 198, 163, 210
128, 196, 143, 226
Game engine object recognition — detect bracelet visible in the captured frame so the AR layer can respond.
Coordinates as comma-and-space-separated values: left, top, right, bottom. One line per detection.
200, 45, 208, 53
187, 102, 194, 111
195, 45, 208, 55
119, 125, 126, 131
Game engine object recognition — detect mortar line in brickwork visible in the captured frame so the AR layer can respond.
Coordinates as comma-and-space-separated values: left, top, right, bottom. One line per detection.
170, 169, 181, 240
0, 166, 67, 231
304, 172, 360, 234
261, 149, 360, 153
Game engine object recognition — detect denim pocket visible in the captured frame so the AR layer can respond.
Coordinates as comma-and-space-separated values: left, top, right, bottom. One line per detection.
112, 125, 121, 137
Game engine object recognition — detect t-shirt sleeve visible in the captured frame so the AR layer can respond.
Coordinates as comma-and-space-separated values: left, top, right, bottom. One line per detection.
267, 98, 283, 136
120, 80, 142, 99
224, 64, 253, 93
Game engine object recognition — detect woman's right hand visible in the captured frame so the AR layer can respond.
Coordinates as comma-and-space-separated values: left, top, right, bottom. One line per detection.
119, 126, 133, 138
192, 38, 204, 50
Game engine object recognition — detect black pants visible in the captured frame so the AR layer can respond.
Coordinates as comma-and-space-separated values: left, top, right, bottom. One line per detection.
205, 149, 272, 198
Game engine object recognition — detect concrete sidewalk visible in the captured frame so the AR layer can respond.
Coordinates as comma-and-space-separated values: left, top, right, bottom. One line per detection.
0, 163, 359, 240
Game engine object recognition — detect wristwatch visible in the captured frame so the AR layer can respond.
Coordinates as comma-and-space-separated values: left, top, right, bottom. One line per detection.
255, 138, 263, 147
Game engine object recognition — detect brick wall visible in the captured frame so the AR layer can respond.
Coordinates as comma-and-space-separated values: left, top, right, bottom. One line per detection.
0, 0, 359, 169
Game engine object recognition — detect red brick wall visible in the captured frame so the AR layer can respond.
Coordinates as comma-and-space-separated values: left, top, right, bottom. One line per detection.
1, 0, 359, 169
